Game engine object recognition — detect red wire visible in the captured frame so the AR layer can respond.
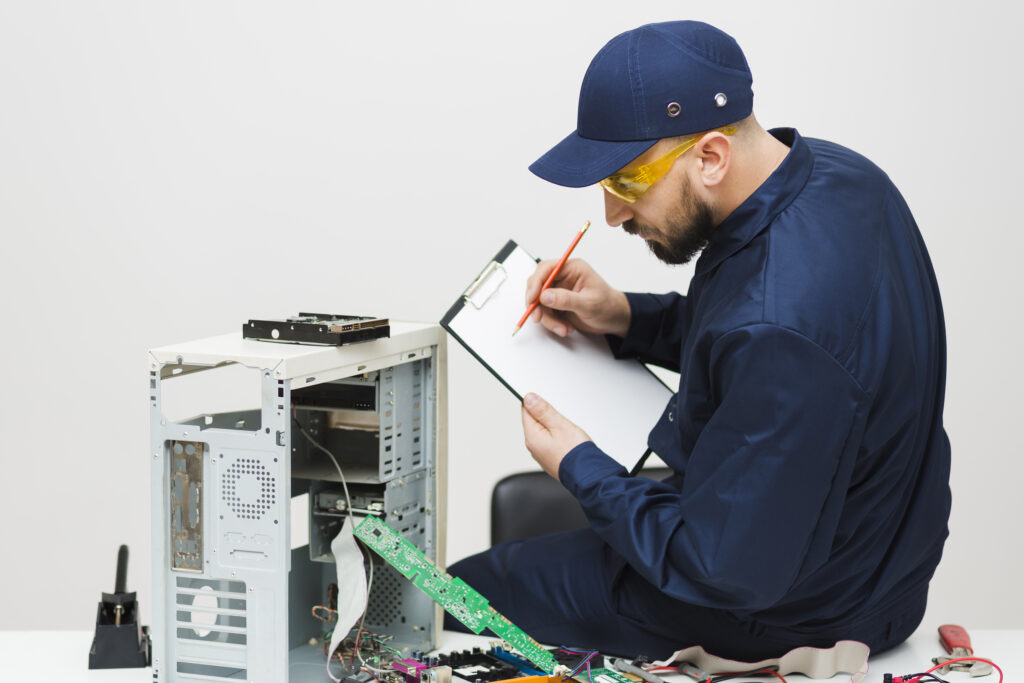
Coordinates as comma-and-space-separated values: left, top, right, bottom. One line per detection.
744, 668, 786, 683
922, 656, 1002, 683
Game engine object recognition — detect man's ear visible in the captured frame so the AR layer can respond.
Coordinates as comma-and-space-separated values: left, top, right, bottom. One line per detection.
694, 132, 732, 187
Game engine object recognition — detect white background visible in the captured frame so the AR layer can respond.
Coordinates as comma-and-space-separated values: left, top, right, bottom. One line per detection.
1, 0, 1021, 637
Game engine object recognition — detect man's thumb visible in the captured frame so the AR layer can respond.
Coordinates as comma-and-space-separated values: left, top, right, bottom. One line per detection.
523, 393, 552, 424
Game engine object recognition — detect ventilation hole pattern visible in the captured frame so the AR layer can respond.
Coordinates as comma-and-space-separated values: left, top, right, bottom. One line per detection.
365, 562, 403, 627
221, 458, 276, 520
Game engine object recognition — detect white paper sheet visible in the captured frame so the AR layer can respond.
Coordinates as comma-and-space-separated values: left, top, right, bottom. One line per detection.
445, 242, 673, 471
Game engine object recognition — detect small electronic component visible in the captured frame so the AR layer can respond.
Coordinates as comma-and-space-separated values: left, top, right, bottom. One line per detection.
394, 657, 431, 681
421, 664, 453, 683
354, 516, 561, 674
243, 313, 390, 346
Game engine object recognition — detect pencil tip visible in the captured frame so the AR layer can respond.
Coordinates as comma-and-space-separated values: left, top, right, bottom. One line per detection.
511, 326, 520, 337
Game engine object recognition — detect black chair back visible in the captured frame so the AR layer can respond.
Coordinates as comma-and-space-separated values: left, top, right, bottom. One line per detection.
490, 467, 673, 546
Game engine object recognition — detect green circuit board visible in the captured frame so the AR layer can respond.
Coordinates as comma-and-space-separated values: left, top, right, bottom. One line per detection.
354, 515, 559, 674
484, 611, 561, 674
588, 669, 636, 683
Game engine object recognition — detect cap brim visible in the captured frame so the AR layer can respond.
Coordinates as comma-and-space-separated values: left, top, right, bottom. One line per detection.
529, 130, 657, 188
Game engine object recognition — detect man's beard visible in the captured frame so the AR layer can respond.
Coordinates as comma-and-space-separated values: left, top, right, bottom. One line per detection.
623, 180, 717, 265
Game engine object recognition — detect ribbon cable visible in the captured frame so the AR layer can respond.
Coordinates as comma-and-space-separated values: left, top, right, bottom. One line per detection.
653, 640, 870, 683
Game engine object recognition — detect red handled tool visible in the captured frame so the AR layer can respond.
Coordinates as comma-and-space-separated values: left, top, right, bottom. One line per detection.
932, 624, 993, 677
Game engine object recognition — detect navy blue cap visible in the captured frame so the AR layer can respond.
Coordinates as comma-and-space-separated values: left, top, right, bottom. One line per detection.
529, 21, 754, 188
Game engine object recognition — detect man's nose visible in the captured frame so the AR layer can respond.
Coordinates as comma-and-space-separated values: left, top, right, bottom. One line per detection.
603, 189, 634, 227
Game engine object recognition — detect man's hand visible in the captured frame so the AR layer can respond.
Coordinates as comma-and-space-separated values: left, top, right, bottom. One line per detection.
525, 258, 631, 338
521, 393, 591, 479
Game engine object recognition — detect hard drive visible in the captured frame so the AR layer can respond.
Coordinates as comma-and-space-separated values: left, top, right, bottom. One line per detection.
243, 313, 390, 346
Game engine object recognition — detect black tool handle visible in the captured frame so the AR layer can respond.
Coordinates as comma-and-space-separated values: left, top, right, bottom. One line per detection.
115, 545, 129, 594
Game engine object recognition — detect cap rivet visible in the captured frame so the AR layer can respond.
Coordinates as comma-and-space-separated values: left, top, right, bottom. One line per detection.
714, 93, 728, 108
666, 102, 681, 117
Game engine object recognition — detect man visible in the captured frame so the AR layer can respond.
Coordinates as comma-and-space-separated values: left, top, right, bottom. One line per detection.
446, 20, 951, 660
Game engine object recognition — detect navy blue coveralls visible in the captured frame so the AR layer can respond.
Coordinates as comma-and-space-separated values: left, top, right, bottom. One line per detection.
447, 129, 952, 660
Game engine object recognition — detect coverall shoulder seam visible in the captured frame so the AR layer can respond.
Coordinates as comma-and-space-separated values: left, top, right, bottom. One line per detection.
713, 322, 869, 396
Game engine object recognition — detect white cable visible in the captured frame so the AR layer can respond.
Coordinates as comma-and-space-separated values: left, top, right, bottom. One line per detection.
296, 420, 353, 518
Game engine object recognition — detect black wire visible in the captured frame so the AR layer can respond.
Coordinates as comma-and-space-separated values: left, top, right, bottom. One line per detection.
900, 674, 950, 683
710, 668, 780, 683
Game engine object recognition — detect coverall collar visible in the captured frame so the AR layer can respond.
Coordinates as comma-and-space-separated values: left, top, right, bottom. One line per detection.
696, 128, 813, 276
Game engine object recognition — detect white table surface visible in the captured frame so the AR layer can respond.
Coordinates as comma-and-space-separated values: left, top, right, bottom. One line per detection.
0, 629, 1017, 682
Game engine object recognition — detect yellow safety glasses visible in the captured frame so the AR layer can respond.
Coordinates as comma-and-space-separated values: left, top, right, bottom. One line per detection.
599, 126, 737, 203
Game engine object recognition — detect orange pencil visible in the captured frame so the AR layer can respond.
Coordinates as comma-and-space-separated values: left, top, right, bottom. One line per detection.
512, 220, 591, 336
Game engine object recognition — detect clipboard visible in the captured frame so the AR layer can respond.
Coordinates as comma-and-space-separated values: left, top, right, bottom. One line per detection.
440, 240, 673, 473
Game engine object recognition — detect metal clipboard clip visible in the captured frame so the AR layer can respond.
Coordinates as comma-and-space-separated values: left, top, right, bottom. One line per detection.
462, 260, 507, 310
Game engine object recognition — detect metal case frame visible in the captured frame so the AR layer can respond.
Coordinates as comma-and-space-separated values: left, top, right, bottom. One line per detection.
149, 323, 447, 682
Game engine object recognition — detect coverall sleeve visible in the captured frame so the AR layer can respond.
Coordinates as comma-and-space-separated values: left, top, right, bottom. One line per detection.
559, 324, 867, 611
606, 292, 690, 371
